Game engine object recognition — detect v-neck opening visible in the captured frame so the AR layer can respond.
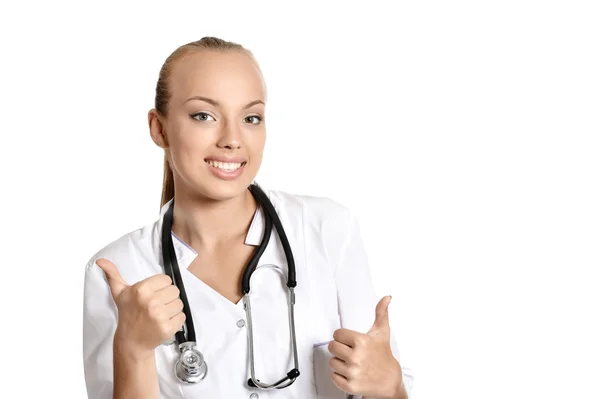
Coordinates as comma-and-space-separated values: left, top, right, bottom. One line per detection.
164, 190, 274, 315
182, 267, 246, 311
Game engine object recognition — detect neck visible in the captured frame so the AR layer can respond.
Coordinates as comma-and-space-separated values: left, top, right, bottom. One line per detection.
170, 187, 257, 251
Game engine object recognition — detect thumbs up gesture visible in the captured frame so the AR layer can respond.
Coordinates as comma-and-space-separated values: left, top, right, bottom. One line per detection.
328, 296, 405, 399
96, 258, 186, 358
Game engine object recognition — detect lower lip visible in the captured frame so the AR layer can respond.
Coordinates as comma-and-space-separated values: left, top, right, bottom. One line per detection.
205, 161, 246, 181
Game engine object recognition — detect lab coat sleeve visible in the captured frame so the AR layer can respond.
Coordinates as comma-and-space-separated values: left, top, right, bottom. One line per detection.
82, 259, 118, 399
333, 211, 414, 399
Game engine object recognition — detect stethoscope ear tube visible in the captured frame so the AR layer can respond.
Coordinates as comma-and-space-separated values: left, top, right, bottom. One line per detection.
162, 201, 196, 342
248, 184, 296, 288
241, 200, 273, 294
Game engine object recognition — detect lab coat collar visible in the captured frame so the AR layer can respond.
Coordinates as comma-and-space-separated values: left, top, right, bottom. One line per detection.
157, 182, 269, 255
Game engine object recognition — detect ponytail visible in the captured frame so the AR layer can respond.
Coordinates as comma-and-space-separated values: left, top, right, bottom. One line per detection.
160, 154, 174, 210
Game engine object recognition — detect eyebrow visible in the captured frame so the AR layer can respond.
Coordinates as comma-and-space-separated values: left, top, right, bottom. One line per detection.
185, 96, 264, 110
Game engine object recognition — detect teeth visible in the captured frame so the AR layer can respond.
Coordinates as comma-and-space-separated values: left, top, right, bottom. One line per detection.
206, 160, 243, 171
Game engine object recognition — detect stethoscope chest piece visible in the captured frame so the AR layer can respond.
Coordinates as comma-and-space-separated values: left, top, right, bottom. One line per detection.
175, 342, 208, 384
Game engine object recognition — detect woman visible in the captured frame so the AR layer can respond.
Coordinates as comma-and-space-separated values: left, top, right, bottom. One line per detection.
82, 36, 413, 399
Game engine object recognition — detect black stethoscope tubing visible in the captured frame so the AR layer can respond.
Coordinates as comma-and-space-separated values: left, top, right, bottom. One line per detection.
160, 183, 299, 387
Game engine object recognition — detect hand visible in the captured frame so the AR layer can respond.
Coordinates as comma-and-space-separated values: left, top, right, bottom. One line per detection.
328, 296, 404, 399
96, 258, 186, 357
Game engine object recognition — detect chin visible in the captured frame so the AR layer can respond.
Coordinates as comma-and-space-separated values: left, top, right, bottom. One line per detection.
197, 179, 253, 202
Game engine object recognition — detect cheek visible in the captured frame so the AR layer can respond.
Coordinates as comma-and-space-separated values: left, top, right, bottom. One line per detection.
169, 133, 211, 173
247, 131, 266, 156
248, 146, 265, 170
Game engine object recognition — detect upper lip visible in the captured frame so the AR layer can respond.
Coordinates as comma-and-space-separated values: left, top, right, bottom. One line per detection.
204, 155, 247, 163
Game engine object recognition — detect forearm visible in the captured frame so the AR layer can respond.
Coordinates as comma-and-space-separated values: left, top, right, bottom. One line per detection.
113, 337, 160, 399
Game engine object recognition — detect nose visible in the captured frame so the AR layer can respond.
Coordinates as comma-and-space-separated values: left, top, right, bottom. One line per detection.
217, 120, 242, 150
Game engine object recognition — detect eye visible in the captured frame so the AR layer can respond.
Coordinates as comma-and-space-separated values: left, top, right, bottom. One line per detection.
190, 112, 216, 122
245, 115, 262, 125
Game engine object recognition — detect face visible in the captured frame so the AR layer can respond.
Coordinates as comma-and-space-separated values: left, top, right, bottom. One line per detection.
149, 50, 267, 201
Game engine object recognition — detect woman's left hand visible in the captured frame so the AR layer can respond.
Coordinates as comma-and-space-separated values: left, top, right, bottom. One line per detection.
328, 296, 405, 399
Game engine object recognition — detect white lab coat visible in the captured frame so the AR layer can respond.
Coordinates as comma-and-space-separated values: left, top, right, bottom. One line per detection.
82, 184, 414, 398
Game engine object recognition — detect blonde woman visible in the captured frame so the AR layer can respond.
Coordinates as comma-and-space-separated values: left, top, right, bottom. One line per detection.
82, 36, 413, 399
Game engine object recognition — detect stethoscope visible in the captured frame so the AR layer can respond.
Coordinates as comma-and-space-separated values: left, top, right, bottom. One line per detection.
160, 183, 300, 389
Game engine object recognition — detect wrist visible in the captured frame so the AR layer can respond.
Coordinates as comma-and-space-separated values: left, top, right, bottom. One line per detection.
390, 379, 407, 399
368, 367, 407, 399
114, 330, 155, 362
386, 362, 407, 399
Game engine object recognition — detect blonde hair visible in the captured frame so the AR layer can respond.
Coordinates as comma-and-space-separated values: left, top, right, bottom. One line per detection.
154, 36, 257, 209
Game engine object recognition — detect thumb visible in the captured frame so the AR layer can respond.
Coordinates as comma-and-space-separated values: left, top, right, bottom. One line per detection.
369, 295, 392, 335
96, 258, 129, 301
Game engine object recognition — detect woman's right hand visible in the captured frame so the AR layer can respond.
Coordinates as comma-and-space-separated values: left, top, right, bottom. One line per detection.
96, 258, 186, 358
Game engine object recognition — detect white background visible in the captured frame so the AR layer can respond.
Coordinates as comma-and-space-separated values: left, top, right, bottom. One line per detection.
1, 1, 599, 398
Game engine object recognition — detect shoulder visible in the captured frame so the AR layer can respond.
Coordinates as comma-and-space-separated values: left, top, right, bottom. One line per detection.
264, 186, 362, 276
267, 187, 355, 228
265, 186, 358, 261
83, 220, 158, 283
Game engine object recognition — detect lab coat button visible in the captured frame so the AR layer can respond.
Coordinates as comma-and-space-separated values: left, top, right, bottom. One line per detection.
250, 393, 259, 399
237, 319, 246, 328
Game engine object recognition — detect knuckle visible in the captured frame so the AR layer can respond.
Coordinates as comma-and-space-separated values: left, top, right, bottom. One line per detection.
165, 317, 179, 333
167, 313, 185, 335
146, 297, 159, 309
158, 323, 171, 339
132, 284, 145, 299
146, 300, 162, 318
348, 366, 360, 379
151, 274, 170, 288
162, 274, 173, 286
346, 381, 357, 393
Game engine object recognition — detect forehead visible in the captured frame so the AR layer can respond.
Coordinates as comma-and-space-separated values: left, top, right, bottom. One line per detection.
169, 50, 266, 106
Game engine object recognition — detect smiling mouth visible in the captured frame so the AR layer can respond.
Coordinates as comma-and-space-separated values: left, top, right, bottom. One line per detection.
205, 159, 247, 172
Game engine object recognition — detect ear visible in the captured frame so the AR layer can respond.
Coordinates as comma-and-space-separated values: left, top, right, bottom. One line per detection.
148, 108, 169, 149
